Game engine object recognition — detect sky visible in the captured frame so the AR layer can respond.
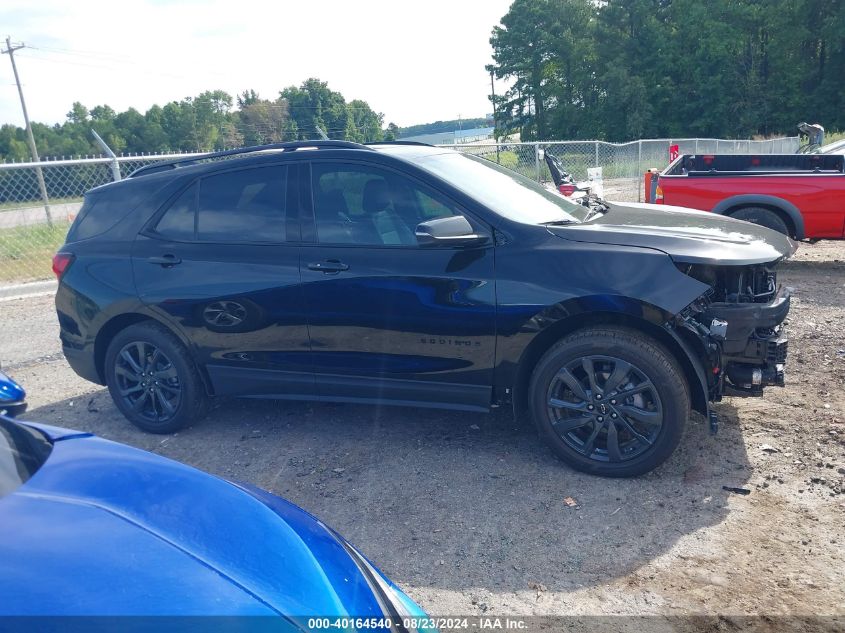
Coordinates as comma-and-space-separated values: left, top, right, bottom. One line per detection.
0, 0, 514, 129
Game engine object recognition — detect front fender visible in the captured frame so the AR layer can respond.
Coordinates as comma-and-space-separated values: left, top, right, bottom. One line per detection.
665, 322, 712, 417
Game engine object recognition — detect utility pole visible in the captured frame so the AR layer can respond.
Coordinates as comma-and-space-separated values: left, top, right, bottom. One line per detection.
490, 70, 499, 164
3, 36, 52, 226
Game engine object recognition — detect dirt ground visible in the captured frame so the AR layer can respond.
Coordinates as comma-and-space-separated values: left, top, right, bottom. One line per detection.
1, 240, 843, 622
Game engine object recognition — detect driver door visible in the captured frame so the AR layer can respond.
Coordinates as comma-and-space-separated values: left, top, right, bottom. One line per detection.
299, 160, 497, 410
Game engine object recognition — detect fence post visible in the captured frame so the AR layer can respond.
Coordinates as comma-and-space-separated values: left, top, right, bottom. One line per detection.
637, 140, 642, 202
535, 142, 541, 182
594, 141, 599, 168
91, 129, 121, 181
695, 138, 699, 154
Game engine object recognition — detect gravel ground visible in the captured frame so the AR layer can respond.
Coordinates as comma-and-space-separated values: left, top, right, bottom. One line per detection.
1, 240, 843, 620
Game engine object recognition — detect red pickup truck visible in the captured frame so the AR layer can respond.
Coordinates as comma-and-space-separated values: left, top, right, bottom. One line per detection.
654, 153, 845, 240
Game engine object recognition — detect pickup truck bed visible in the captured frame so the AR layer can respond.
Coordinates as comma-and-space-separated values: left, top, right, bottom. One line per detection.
655, 153, 845, 239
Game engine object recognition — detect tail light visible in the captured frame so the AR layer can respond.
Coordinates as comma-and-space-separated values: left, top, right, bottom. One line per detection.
654, 185, 664, 204
52, 252, 74, 280
558, 183, 577, 196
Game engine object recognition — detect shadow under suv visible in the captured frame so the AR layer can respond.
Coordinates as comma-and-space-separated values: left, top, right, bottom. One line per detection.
54, 141, 794, 477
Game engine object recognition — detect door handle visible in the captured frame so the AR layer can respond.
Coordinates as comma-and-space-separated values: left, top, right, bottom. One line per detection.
148, 254, 182, 267
307, 260, 349, 274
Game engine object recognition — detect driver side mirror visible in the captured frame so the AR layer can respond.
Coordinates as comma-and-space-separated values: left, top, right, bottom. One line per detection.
415, 216, 489, 247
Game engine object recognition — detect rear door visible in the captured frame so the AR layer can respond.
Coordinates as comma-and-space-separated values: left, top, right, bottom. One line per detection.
298, 159, 497, 410
132, 163, 314, 398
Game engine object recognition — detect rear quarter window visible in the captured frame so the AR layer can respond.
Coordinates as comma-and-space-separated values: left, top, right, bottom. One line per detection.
65, 194, 105, 242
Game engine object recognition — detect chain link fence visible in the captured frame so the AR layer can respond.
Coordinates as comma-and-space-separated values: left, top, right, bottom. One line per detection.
443, 137, 799, 203
0, 137, 799, 285
0, 153, 198, 283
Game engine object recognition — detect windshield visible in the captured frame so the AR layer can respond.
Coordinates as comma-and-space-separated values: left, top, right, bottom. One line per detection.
415, 152, 590, 224
0, 418, 52, 498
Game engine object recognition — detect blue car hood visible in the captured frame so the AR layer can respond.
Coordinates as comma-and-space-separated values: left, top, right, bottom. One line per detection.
0, 426, 384, 619
0, 370, 25, 404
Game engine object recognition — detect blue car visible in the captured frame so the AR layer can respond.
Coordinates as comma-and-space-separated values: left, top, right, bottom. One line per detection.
0, 369, 26, 417
0, 415, 429, 629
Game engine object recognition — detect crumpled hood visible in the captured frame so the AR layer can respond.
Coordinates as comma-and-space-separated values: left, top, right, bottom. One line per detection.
549, 202, 798, 265
1, 431, 383, 618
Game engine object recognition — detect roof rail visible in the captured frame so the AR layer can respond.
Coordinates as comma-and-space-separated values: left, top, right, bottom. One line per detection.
366, 140, 434, 147
128, 140, 372, 178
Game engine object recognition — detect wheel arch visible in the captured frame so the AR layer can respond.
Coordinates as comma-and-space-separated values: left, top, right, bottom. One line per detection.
511, 311, 708, 422
712, 194, 805, 240
94, 312, 213, 395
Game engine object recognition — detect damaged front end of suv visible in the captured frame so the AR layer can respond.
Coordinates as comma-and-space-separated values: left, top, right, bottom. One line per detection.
676, 261, 790, 404
553, 201, 797, 437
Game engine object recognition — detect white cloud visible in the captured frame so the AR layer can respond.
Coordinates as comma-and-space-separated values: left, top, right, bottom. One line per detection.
0, 0, 513, 128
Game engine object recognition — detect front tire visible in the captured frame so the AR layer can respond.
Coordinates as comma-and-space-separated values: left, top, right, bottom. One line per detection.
529, 327, 689, 477
105, 322, 209, 433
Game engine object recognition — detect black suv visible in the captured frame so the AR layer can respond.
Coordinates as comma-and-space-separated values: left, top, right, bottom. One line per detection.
54, 141, 794, 477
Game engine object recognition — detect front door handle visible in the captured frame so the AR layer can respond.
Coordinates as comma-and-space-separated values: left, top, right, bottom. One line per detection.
148, 254, 182, 267
307, 260, 349, 274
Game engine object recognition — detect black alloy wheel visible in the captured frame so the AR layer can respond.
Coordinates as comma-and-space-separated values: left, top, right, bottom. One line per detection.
114, 341, 181, 424
530, 327, 689, 477
546, 355, 663, 462
105, 321, 210, 434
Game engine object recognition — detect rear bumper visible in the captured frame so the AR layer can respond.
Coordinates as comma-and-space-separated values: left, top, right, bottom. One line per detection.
62, 344, 103, 385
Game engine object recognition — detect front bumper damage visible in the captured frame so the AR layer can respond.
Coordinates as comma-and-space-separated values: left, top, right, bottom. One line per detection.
672, 283, 790, 432
704, 284, 789, 396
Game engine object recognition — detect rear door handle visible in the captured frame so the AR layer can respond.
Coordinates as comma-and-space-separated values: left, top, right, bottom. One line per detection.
148, 254, 182, 267
307, 260, 349, 273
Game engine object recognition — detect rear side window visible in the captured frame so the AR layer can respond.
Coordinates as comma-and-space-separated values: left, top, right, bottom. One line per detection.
155, 184, 196, 240
154, 166, 288, 243
66, 194, 104, 242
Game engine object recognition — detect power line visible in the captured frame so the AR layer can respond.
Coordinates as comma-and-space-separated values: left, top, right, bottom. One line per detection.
14, 50, 192, 82
27, 44, 134, 62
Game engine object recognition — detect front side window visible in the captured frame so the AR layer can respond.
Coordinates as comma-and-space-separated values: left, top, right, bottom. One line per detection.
415, 152, 590, 224
154, 166, 287, 243
312, 162, 458, 246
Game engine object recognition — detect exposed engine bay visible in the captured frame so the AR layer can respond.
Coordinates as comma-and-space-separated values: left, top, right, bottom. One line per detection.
675, 260, 789, 403
676, 262, 778, 304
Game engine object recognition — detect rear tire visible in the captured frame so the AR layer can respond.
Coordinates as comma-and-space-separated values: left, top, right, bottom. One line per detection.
105, 322, 209, 434
529, 327, 689, 477
729, 206, 790, 236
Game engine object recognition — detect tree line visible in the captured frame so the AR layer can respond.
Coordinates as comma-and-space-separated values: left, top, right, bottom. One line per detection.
400, 117, 493, 138
489, 0, 845, 141
0, 78, 400, 161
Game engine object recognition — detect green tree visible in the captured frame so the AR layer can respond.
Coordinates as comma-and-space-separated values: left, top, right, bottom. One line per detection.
281, 78, 350, 140
489, 0, 574, 139
0, 82, 395, 160
236, 98, 288, 145
485, 0, 845, 141
346, 99, 384, 142
66, 102, 89, 125
384, 122, 399, 141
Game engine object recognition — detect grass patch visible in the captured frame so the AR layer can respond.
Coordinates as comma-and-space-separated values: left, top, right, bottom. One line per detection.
0, 196, 83, 212
0, 222, 70, 283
